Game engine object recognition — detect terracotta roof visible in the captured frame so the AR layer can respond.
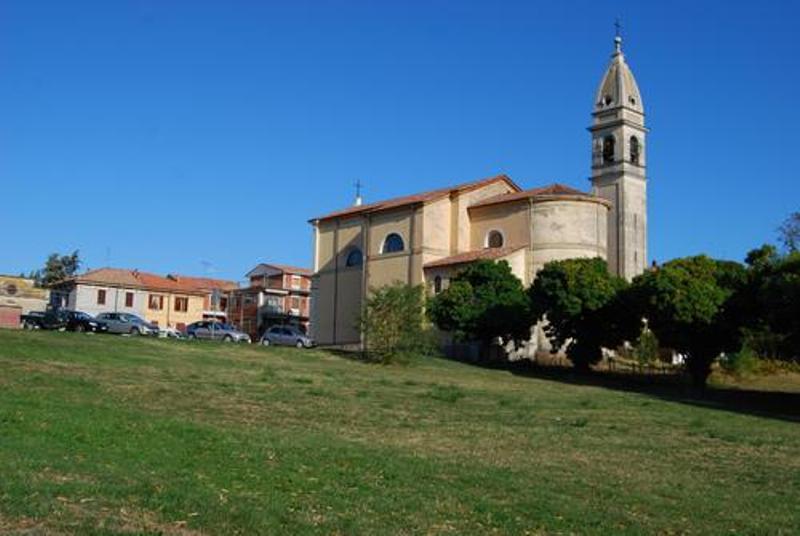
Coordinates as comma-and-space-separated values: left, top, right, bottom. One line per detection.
311, 174, 521, 222
246, 263, 313, 277
263, 264, 313, 276
469, 183, 607, 210
424, 246, 526, 269
165, 274, 239, 291
62, 268, 231, 295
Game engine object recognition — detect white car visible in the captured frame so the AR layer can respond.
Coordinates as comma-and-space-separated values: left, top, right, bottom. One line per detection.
158, 326, 184, 339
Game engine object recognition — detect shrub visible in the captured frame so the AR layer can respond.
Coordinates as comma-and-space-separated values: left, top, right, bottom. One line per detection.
633, 328, 660, 365
360, 284, 439, 364
720, 346, 761, 377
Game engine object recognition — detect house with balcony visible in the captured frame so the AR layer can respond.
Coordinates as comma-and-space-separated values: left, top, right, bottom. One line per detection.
227, 263, 312, 340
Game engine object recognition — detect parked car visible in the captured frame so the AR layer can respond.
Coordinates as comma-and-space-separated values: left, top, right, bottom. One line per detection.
158, 325, 184, 339
22, 309, 69, 331
95, 313, 158, 336
185, 321, 251, 343
22, 309, 107, 333
21, 311, 46, 330
63, 310, 108, 333
260, 325, 314, 348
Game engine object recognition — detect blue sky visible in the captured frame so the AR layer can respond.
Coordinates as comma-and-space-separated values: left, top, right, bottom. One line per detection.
2, 0, 798, 282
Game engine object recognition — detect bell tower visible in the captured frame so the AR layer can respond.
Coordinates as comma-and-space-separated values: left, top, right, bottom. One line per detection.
590, 29, 648, 280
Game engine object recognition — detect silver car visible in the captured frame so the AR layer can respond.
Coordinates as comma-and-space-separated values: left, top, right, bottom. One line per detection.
95, 313, 159, 336
260, 325, 314, 348
186, 321, 251, 343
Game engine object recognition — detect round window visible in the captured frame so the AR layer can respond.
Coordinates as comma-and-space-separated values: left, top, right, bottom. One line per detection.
382, 233, 405, 254
487, 230, 504, 249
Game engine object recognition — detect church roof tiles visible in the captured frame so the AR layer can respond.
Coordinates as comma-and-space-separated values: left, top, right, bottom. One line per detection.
311, 174, 521, 222
468, 183, 607, 210
423, 246, 526, 269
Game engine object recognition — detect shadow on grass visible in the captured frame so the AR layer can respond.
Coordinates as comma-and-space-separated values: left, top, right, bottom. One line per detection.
470, 358, 800, 423
321, 345, 800, 422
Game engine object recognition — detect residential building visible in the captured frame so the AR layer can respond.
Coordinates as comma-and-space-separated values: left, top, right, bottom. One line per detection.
0, 275, 49, 329
164, 274, 239, 321
309, 34, 647, 347
227, 263, 312, 340
50, 268, 238, 330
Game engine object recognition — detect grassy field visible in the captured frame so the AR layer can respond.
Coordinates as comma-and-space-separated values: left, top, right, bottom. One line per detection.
0, 330, 798, 535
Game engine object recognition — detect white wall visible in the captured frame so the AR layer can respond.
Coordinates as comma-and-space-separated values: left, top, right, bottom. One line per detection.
73, 284, 147, 318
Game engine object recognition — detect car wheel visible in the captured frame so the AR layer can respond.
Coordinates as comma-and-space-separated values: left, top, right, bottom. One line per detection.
223, 335, 233, 343
130, 328, 140, 336
188, 333, 197, 340
76, 324, 86, 333
295, 340, 304, 349
261, 338, 270, 347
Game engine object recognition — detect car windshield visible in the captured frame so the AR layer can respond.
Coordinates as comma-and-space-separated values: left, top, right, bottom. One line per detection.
126, 315, 143, 323
215, 323, 234, 331
74, 312, 92, 320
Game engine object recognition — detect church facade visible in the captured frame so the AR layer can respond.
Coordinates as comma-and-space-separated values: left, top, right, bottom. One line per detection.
309, 35, 648, 346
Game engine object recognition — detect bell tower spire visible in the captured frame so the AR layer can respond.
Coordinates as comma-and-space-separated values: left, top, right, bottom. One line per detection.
589, 26, 648, 280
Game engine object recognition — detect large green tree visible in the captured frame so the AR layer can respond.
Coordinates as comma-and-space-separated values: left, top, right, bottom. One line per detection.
739, 245, 800, 361
32, 250, 81, 287
628, 255, 747, 389
427, 260, 530, 348
528, 257, 630, 372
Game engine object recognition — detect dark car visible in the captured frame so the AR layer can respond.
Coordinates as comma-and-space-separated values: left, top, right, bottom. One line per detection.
27, 309, 69, 331
63, 310, 108, 333
21, 311, 46, 330
260, 325, 314, 348
22, 309, 106, 332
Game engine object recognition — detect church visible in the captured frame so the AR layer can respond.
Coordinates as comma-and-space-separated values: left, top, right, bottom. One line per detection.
309, 33, 648, 347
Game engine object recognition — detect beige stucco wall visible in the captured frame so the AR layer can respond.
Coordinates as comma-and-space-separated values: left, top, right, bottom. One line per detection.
530, 199, 609, 276
421, 197, 451, 260
468, 200, 529, 251
0, 276, 49, 315
143, 293, 205, 328
452, 181, 517, 253
365, 207, 423, 288
311, 217, 366, 345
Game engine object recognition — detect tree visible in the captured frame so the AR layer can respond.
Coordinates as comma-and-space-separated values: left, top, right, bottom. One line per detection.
528, 257, 629, 372
778, 211, 800, 253
427, 260, 530, 348
740, 245, 800, 361
35, 251, 81, 287
360, 283, 435, 363
628, 255, 747, 389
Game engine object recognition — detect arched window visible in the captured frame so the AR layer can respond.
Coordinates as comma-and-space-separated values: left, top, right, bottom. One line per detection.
486, 230, 504, 249
381, 233, 404, 254
345, 248, 363, 267
433, 275, 443, 294
630, 136, 640, 165
602, 136, 615, 163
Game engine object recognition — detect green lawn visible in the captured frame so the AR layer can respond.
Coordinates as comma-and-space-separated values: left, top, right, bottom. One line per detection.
0, 330, 798, 535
